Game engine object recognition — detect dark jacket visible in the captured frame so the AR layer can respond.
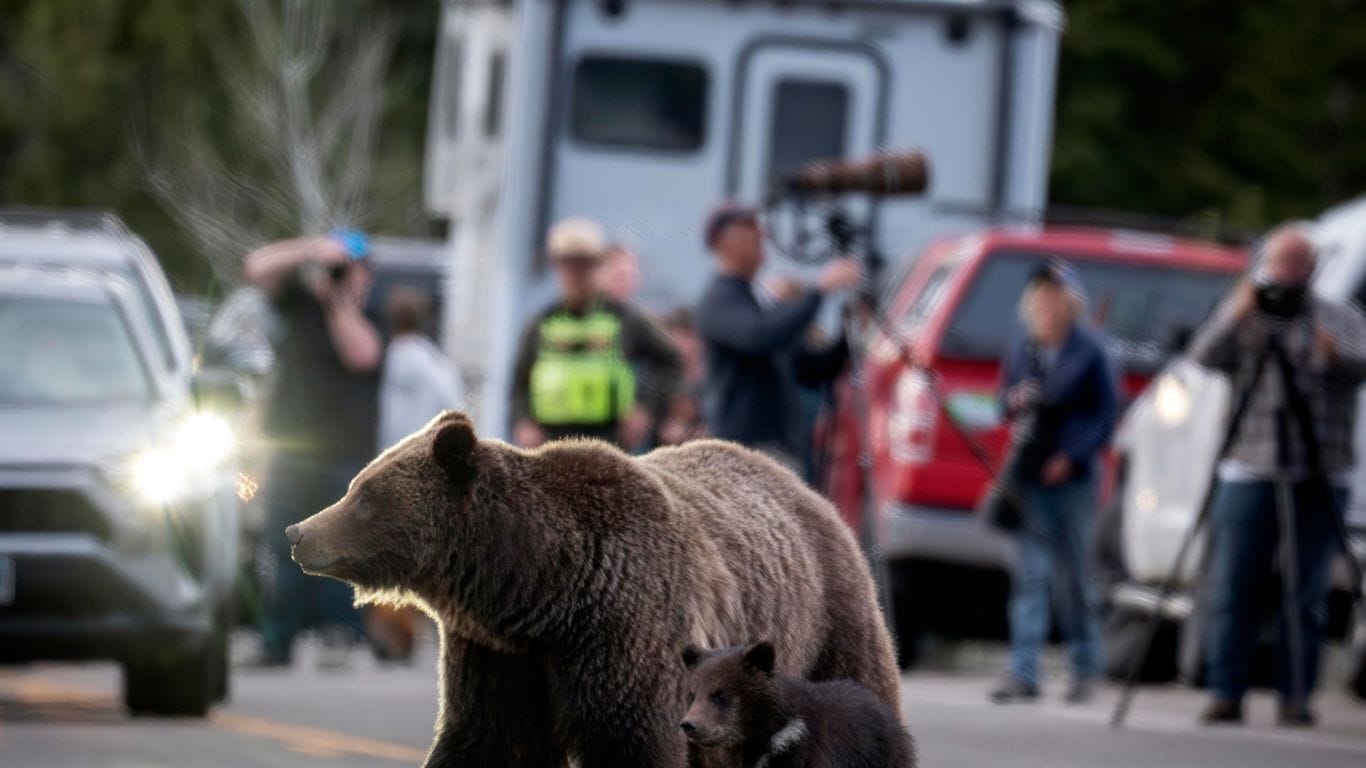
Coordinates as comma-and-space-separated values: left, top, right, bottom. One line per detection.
998, 324, 1120, 484
263, 274, 382, 461
697, 274, 844, 455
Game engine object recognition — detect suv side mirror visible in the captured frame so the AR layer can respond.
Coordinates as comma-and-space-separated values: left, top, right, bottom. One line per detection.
191, 368, 249, 413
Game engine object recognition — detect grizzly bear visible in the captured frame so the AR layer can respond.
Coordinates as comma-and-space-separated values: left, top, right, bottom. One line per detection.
681, 641, 915, 768
286, 411, 899, 767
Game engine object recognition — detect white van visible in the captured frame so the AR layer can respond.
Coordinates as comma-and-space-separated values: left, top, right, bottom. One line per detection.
423, 0, 1065, 435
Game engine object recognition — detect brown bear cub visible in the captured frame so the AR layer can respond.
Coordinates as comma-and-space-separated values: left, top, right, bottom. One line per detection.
682, 642, 915, 768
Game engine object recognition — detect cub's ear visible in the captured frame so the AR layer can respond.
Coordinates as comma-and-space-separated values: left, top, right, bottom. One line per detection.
432, 415, 478, 485
743, 641, 775, 676
681, 645, 703, 670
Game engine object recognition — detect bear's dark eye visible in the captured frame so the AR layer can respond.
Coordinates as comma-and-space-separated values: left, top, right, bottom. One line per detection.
710, 691, 727, 708
686, 691, 694, 704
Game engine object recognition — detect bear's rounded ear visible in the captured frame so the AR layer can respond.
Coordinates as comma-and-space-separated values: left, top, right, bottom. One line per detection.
682, 645, 703, 670
432, 414, 478, 485
743, 641, 775, 676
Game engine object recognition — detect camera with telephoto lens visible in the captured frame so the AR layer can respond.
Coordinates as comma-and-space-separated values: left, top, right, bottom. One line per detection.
1256, 282, 1310, 319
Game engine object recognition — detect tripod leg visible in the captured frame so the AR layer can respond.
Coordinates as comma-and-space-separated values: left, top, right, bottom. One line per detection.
1109, 493, 1208, 727
1111, 351, 1272, 728
1274, 474, 1307, 710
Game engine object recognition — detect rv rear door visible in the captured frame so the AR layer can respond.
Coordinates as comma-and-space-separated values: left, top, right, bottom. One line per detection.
730, 43, 884, 211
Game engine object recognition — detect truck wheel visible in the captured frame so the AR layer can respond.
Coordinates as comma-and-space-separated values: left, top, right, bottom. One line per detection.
123, 643, 215, 718
888, 561, 924, 670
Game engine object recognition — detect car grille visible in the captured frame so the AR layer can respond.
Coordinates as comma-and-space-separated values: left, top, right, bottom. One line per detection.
0, 488, 112, 541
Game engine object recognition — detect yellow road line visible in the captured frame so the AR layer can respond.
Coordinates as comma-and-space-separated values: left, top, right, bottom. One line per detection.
0, 674, 428, 764
212, 712, 427, 763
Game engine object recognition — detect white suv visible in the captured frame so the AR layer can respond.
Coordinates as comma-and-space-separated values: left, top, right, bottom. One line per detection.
0, 210, 240, 716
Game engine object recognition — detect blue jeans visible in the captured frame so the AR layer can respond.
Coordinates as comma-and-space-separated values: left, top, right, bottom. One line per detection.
261, 452, 367, 662
1205, 479, 1341, 704
1008, 477, 1103, 688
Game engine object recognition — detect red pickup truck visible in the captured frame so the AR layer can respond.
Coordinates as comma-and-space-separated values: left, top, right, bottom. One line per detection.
820, 226, 1246, 663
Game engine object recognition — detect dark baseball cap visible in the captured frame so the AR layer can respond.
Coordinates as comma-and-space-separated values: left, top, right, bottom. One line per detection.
1027, 258, 1084, 297
702, 202, 759, 250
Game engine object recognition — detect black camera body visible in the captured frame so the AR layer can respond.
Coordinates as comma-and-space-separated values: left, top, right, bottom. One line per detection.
1256, 283, 1310, 319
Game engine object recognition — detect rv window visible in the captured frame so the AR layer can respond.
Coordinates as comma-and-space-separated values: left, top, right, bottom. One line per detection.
485, 51, 506, 137
767, 80, 849, 184
442, 39, 464, 141
570, 56, 708, 152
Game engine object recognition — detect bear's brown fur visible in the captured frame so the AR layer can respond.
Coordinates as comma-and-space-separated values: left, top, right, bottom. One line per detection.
288, 412, 899, 768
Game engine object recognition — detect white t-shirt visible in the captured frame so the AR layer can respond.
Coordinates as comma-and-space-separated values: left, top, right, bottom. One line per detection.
379, 334, 466, 451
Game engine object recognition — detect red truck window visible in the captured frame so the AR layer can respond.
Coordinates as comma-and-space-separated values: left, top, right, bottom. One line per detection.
898, 263, 955, 333
939, 251, 1235, 373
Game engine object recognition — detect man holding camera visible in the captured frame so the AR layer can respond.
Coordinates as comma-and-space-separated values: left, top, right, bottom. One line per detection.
243, 232, 382, 667
1190, 225, 1366, 726
695, 202, 862, 470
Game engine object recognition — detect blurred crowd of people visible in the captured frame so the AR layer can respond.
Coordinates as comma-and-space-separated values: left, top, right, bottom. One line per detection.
239, 211, 1362, 730
508, 205, 861, 485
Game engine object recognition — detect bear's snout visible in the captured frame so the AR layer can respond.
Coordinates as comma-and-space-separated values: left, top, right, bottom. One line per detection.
680, 720, 696, 734
285, 524, 303, 546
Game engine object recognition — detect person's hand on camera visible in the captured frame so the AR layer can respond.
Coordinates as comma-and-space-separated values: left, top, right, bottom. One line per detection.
1041, 453, 1073, 487
1006, 380, 1041, 413
763, 276, 804, 303
312, 235, 350, 266
514, 419, 547, 449
817, 258, 862, 294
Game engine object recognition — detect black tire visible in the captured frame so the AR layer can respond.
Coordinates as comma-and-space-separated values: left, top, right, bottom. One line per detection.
1103, 606, 1180, 683
123, 642, 216, 718
210, 600, 233, 703
888, 561, 924, 670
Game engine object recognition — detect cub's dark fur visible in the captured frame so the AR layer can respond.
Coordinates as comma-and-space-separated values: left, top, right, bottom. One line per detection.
681, 642, 915, 768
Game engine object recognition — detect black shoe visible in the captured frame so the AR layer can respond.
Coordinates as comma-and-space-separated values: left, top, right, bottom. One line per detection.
1064, 680, 1094, 705
990, 678, 1040, 704
1199, 699, 1244, 725
1277, 702, 1317, 728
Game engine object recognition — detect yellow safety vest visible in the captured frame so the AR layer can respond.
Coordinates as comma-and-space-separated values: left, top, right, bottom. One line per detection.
529, 307, 636, 425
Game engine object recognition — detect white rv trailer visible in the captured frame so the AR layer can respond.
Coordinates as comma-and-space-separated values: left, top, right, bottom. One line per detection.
424, 0, 1065, 436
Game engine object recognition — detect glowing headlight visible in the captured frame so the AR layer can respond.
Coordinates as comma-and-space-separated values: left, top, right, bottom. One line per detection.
1154, 374, 1192, 427
132, 448, 188, 506
174, 412, 237, 469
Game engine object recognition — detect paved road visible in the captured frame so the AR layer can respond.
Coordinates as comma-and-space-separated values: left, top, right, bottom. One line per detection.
2, 637, 1364, 767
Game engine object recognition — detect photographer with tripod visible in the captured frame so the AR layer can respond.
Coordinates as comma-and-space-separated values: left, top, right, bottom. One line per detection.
695, 202, 861, 473
1189, 225, 1366, 727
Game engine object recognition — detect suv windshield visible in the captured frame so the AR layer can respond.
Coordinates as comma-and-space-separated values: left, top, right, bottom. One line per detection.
0, 297, 150, 404
940, 250, 1235, 373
